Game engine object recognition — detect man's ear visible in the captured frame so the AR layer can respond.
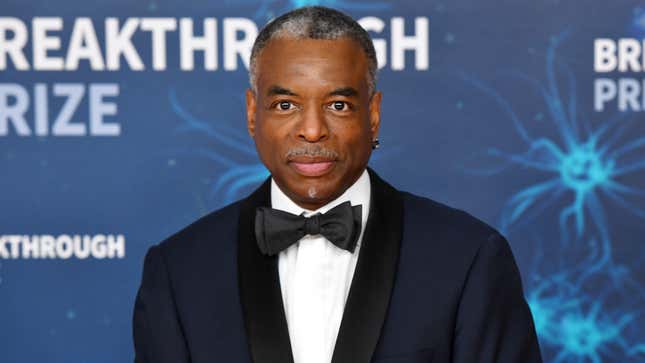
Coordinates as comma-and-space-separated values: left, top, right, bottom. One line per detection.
368, 91, 382, 138
245, 88, 257, 137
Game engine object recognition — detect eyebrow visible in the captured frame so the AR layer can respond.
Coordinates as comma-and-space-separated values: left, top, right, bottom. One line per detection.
267, 85, 298, 97
329, 87, 359, 98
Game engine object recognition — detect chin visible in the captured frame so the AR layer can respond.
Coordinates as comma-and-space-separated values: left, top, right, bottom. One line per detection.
290, 182, 340, 207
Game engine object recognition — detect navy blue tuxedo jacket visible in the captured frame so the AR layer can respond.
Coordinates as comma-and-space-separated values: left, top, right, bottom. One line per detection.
133, 168, 542, 363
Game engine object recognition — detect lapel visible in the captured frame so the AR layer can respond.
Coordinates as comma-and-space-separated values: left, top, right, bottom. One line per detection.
331, 168, 404, 363
237, 178, 294, 363
237, 168, 404, 363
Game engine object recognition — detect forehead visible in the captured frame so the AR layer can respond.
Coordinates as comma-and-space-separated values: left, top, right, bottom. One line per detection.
255, 37, 369, 93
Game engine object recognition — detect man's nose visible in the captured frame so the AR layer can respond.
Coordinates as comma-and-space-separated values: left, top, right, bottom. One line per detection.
297, 106, 329, 142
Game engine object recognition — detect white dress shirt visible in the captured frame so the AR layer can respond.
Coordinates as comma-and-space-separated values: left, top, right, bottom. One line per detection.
270, 169, 371, 363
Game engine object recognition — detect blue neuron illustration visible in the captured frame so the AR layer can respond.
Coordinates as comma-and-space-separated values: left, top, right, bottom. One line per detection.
521, 230, 645, 362
555, 302, 635, 363
525, 249, 645, 363
229, 0, 390, 22
460, 32, 645, 254
460, 31, 645, 362
169, 89, 270, 205
629, 6, 645, 37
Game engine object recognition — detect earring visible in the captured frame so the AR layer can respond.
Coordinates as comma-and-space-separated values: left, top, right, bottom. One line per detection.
371, 138, 380, 150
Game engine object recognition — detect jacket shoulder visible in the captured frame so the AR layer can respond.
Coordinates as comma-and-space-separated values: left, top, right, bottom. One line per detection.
400, 191, 503, 251
155, 200, 243, 259
397, 191, 514, 297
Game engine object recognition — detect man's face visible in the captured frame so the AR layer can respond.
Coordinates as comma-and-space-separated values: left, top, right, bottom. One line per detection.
246, 37, 382, 210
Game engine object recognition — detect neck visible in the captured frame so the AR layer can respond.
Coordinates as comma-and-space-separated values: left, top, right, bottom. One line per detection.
271, 169, 370, 213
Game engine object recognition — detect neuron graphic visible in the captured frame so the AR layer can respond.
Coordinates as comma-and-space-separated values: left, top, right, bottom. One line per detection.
230, 0, 390, 22
524, 234, 645, 362
169, 89, 270, 205
547, 298, 640, 363
461, 32, 645, 362
629, 6, 645, 37
527, 286, 634, 363
461, 32, 645, 254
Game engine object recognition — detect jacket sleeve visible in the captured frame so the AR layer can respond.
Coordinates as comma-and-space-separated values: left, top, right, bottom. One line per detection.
452, 233, 543, 363
133, 245, 191, 363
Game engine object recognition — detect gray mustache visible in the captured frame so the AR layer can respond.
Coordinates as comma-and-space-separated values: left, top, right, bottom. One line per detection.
285, 145, 339, 159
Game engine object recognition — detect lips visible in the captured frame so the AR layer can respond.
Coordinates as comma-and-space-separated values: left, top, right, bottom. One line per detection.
288, 157, 336, 177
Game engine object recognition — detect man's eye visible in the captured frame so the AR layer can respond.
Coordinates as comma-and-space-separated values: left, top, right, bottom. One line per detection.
276, 101, 295, 111
330, 101, 349, 111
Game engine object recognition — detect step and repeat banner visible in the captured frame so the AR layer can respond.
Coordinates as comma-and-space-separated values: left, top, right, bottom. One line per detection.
1, 0, 644, 362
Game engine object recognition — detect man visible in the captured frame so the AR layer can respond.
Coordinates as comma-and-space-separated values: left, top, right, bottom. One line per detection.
133, 6, 542, 363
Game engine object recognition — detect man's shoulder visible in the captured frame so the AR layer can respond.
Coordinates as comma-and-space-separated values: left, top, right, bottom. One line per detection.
398, 190, 502, 249
395, 190, 514, 283
400, 191, 496, 232
155, 200, 244, 258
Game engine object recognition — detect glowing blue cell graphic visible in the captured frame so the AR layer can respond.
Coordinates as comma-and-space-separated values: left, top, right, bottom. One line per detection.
525, 257, 645, 363
629, 6, 645, 37
461, 32, 645, 247
461, 31, 645, 362
521, 231, 645, 362
169, 89, 270, 205
556, 302, 633, 363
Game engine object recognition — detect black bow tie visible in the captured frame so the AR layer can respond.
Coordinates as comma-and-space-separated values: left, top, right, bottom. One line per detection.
254, 201, 363, 256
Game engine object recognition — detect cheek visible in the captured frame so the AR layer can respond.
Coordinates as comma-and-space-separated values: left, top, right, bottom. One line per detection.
333, 121, 371, 152
255, 119, 291, 161
253, 122, 276, 163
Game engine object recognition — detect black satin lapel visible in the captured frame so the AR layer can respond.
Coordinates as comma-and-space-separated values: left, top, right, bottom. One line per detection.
237, 178, 294, 363
332, 168, 404, 363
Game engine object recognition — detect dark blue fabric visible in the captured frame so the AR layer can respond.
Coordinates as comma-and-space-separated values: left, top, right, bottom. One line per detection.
133, 183, 541, 362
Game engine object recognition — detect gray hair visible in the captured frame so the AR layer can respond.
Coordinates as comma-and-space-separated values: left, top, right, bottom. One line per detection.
249, 6, 378, 96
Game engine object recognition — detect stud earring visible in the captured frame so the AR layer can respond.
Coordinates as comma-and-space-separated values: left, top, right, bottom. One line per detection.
371, 138, 380, 150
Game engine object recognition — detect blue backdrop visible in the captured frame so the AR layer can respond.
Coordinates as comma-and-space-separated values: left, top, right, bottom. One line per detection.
1, 1, 644, 362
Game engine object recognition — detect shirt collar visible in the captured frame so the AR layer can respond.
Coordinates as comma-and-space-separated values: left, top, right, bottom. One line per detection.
270, 169, 371, 219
